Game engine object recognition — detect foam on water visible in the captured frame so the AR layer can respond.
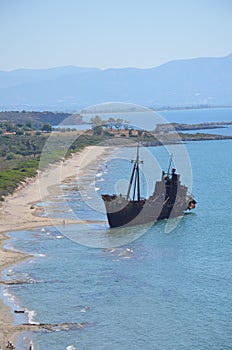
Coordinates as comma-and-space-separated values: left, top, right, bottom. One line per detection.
25, 309, 38, 325
34, 253, 46, 257
95, 172, 103, 177
3, 288, 17, 305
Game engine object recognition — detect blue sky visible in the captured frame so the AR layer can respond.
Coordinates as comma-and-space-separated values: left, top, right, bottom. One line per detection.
0, 0, 231, 70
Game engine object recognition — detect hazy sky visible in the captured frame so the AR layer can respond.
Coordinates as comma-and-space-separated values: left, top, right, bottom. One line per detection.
0, 0, 231, 70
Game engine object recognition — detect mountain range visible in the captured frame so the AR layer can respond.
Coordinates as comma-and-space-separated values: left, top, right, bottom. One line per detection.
0, 54, 232, 111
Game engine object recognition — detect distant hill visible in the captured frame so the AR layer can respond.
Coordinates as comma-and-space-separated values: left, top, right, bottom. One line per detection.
0, 54, 231, 111
0, 111, 72, 128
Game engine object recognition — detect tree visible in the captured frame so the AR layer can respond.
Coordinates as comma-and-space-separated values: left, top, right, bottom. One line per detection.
16, 130, 24, 135
90, 115, 102, 126
26, 120, 32, 128
93, 125, 103, 135
6, 122, 14, 132
42, 124, 52, 132
6, 152, 17, 160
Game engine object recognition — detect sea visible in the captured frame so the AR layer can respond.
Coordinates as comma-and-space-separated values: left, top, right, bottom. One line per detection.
54, 106, 232, 135
1, 107, 232, 350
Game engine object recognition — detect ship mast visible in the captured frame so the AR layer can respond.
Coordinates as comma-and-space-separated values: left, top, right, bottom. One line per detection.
126, 143, 142, 201
167, 153, 173, 175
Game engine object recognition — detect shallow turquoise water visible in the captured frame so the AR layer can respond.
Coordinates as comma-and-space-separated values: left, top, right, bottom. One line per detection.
160, 107, 232, 124
2, 139, 232, 350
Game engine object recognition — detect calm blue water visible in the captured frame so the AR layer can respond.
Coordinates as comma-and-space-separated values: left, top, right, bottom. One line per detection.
180, 126, 232, 136
160, 107, 232, 136
55, 107, 232, 135
81, 107, 232, 125
160, 107, 232, 124
2, 138, 232, 350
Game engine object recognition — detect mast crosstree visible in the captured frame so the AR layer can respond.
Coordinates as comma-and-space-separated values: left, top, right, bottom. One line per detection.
126, 144, 143, 202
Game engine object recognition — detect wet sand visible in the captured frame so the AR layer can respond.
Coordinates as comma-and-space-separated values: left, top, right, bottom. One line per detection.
0, 145, 109, 348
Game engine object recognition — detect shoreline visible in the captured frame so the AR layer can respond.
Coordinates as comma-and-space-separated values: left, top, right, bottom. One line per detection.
0, 145, 110, 349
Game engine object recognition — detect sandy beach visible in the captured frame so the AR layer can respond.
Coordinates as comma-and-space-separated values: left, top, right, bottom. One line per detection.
0, 145, 109, 349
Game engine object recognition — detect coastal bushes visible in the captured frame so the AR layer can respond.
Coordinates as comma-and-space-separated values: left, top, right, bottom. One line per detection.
0, 159, 39, 200
0, 130, 104, 201
0, 134, 48, 164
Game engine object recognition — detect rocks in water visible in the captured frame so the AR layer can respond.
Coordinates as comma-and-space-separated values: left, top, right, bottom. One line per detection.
20, 322, 93, 332
14, 310, 25, 313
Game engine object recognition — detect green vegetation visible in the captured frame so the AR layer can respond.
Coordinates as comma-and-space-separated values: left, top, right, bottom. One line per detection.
0, 111, 71, 129
0, 119, 47, 199
42, 123, 52, 132
0, 120, 105, 201
93, 125, 103, 135
0, 158, 39, 200
0, 133, 48, 166
1, 114, 231, 202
